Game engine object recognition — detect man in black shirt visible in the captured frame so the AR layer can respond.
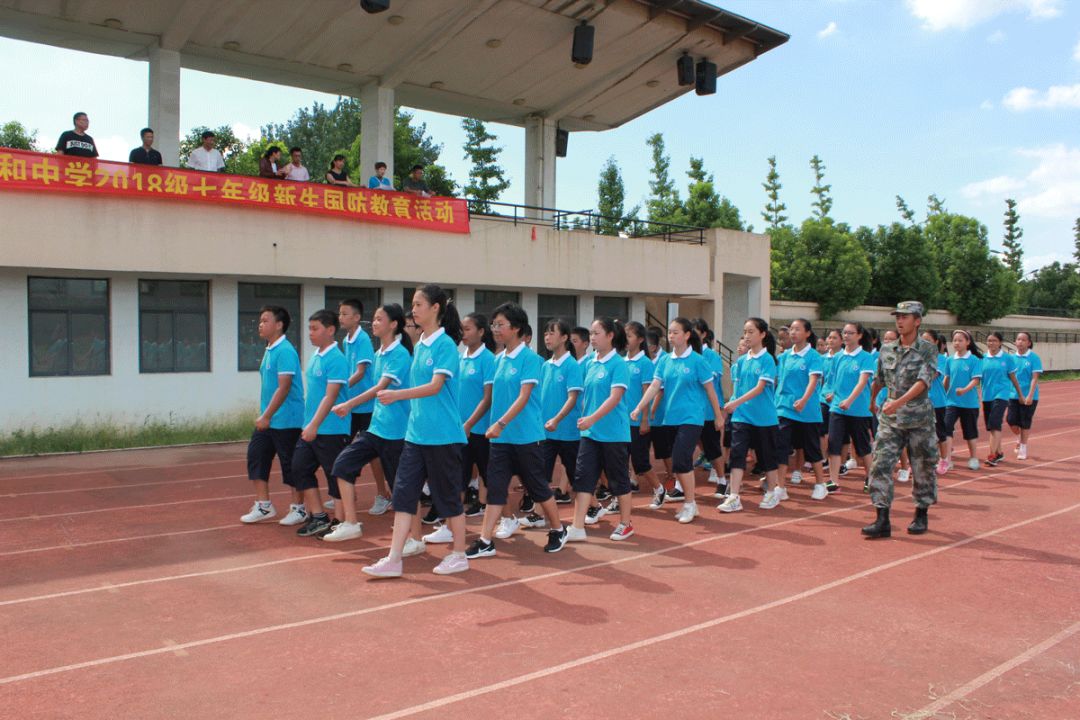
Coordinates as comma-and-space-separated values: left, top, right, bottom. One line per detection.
129, 128, 162, 165
54, 112, 99, 157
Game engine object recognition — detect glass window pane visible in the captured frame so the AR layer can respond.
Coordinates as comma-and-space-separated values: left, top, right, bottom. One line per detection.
139, 280, 209, 312
594, 296, 629, 322
140, 312, 174, 372
536, 294, 577, 359
29, 311, 70, 376
238, 283, 301, 371
29, 277, 108, 311
70, 313, 109, 375
474, 289, 520, 320
176, 312, 210, 372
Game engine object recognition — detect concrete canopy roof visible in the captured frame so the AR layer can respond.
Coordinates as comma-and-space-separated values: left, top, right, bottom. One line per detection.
0, 0, 787, 131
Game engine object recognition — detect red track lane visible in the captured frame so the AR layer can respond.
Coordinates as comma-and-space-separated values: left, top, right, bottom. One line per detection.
0, 382, 1077, 719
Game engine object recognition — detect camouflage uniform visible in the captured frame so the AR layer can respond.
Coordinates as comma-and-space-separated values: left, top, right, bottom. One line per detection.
869, 336, 939, 509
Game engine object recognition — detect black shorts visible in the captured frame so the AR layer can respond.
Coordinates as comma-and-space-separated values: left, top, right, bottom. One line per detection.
246, 428, 301, 486
934, 407, 948, 444
1007, 399, 1038, 430
331, 431, 403, 486
945, 406, 979, 441
777, 417, 824, 465
828, 414, 873, 457
650, 425, 674, 460
486, 442, 552, 506
629, 425, 653, 475
462, 432, 491, 485
350, 412, 372, 438
392, 442, 464, 518
670, 424, 703, 474
700, 421, 723, 462
292, 435, 350, 497
982, 399, 1008, 432
729, 422, 780, 472
723, 416, 733, 449
819, 404, 831, 437
542, 439, 579, 483
573, 438, 631, 496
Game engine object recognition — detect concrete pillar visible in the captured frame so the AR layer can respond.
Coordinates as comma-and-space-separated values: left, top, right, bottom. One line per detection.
521, 291, 539, 351
578, 294, 595, 329
148, 46, 181, 167
360, 84, 395, 184
524, 115, 557, 216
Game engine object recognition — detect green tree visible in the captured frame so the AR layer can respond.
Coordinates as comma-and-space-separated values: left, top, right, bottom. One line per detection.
683, 157, 744, 230
896, 195, 916, 225
809, 154, 833, 220
781, 219, 871, 318
1001, 198, 1024, 276
263, 97, 362, 183
1073, 217, 1080, 265
460, 118, 509, 214
768, 224, 798, 300
595, 156, 638, 236
179, 125, 248, 172
925, 212, 1016, 324
1017, 262, 1080, 316
927, 193, 946, 217
645, 133, 684, 226
761, 155, 787, 230
0, 120, 38, 150
864, 222, 940, 309
225, 136, 290, 177
384, 109, 456, 196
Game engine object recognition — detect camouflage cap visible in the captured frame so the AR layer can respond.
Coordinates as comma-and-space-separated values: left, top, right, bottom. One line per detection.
890, 300, 924, 317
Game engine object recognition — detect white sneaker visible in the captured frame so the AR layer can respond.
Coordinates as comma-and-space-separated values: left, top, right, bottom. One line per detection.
967, 458, 980, 471
707, 467, 721, 484
675, 502, 699, 524
241, 502, 277, 523
897, 469, 911, 483
718, 494, 743, 513
422, 524, 454, 544
402, 537, 426, 557
323, 498, 336, 510
810, 483, 829, 500
845, 458, 858, 471
759, 490, 780, 510
565, 525, 588, 542
322, 521, 363, 542
278, 504, 308, 526
774, 486, 789, 501
583, 505, 608, 525
494, 516, 520, 539
1017, 444, 1028, 461
432, 552, 469, 575
790, 471, 803, 485
368, 495, 392, 515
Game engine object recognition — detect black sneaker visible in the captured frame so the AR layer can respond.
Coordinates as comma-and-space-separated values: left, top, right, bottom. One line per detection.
596, 486, 612, 501
297, 515, 332, 537
465, 538, 496, 559
585, 505, 602, 522
825, 479, 839, 493
630, 479, 640, 492
667, 487, 685, 501
838, 464, 849, 477
543, 527, 569, 553
821, 459, 831, 471
987, 454, 1001, 467
553, 489, 573, 504
464, 499, 486, 517
422, 506, 440, 525
519, 512, 547, 529
605, 497, 620, 514
519, 495, 535, 514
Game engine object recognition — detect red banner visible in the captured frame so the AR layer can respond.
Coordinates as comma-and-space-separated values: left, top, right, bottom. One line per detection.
0, 148, 470, 234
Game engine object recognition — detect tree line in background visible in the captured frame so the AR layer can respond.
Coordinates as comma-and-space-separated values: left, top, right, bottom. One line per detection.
4, 109, 1079, 323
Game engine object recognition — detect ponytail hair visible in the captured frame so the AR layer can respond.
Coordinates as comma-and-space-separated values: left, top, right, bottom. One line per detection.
593, 317, 628, 354
952, 329, 982, 358
791, 317, 818, 350
417, 284, 462, 344
625, 320, 647, 356
747, 317, 777, 358
645, 327, 664, 355
465, 312, 496, 352
691, 318, 715, 347
380, 303, 414, 355
845, 322, 873, 352
545, 318, 574, 354
672, 317, 703, 354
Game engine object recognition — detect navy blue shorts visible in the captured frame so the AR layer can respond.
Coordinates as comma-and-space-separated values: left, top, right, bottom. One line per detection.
819, 404, 831, 437
670, 424, 703, 474
392, 442, 464, 518
350, 412, 372, 439
723, 416, 733, 449
934, 407, 948, 444
828, 414, 873, 457
1007, 399, 1038, 430
777, 417, 823, 465
650, 425, 675, 460
246, 428, 301, 486
462, 432, 490, 486
486, 441, 552, 506
292, 435, 350, 497
700, 421, 723, 462
945, 406, 979, 441
982, 399, 1008, 432
730, 422, 779, 472
542, 439, 579, 484
331, 432, 403, 486
629, 425, 652, 475
573, 438, 631, 496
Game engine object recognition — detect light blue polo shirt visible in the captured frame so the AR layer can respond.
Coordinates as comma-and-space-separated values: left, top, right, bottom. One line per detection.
303, 344, 351, 435
732, 348, 779, 426
625, 351, 654, 428
653, 347, 714, 427
1010, 351, 1042, 401
776, 345, 824, 423
701, 346, 726, 418
929, 353, 949, 408
981, 350, 1017, 402
368, 175, 393, 190
344, 328, 376, 414
581, 350, 631, 443
945, 353, 983, 409
820, 351, 837, 406
541, 352, 583, 441
406, 328, 466, 446
829, 347, 876, 418
259, 336, 304, 430
490, 343, 545, 445
368, 338, 411, 441
458, 345, 495, 431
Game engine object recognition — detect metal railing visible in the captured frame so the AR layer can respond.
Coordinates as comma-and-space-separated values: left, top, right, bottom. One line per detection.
467, 199, 706, 244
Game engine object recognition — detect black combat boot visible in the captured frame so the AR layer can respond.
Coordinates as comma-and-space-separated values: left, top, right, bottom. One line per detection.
907, 506, 929, 535
861, 506, 891, 538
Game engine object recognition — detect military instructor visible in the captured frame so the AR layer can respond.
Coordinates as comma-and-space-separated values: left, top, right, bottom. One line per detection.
862, 301, 939, 539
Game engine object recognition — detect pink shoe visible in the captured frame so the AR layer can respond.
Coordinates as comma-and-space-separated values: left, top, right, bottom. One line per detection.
361, 556, 402, 578
432, 552, 469, 575
935, 459, 949, 475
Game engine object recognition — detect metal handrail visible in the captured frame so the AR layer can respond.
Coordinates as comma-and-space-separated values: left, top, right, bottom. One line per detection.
468, 199, 706, 244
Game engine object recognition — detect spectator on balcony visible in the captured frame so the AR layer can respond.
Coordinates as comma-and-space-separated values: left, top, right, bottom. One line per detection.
326, 154, 354, 186
258, 146, 288, 179
401, 164, 431, 197
187, 130, 226, 172
283, 146, 310, 181
55, 112, 98, 158
128, 128, 162, 165
368, 161, 394, 191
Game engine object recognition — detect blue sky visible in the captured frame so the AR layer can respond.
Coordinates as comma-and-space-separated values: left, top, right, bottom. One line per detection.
2, 0, 1078, 273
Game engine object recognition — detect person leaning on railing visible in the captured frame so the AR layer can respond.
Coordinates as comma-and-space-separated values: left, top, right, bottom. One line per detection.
368, 161, 394, 191
187, 130, 225, 172
326, 154, 355, 186
258, 146, 288, 179
55, 112, 98, 158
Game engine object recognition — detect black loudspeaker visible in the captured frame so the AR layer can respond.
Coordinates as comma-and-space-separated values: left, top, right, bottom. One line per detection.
360, 0, 390, 13
556, 129, 569, 157
676, 54, 695, 86
572, 23, 594, 65
695, 58, 717, 95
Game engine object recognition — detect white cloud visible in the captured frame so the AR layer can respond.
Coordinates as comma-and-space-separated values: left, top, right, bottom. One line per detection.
1023, 252, 1071, 275
987, 29, 1006, 43
95, 134, 130, 162
906, 0, 1062, 31
1003, 84, 1080, 111
980, 99, 994, 110
961, 144, 1080, 221
961, 175, 1023, 199
232, 122, 261, 142
817, 21, 838, 39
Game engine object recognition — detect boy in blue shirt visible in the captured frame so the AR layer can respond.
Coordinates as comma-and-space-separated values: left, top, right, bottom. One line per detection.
368, 161, 394, 190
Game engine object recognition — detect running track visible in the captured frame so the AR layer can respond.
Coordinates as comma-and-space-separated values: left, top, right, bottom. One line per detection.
1, 384, 1078, 719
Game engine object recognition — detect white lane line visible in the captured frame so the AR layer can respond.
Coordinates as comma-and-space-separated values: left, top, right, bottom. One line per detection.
0, 524, 243, 557
362, 503, 1080, 720
0, 490, 292, 523
907, 620, 1080, 720
0, 474, 249, 498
